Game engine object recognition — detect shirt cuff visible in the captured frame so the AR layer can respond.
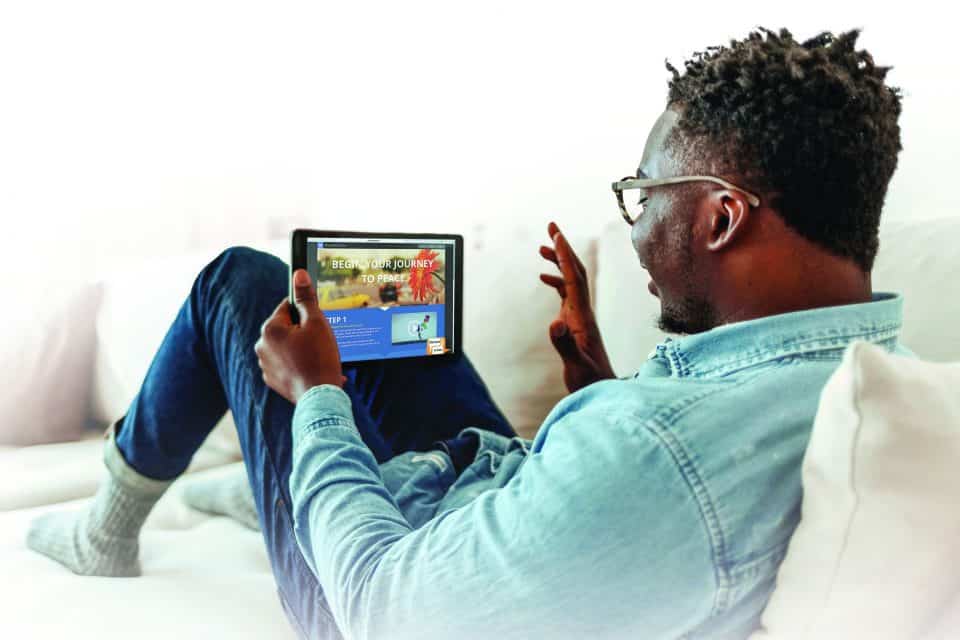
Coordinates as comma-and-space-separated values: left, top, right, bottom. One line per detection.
293, 384, 355, 432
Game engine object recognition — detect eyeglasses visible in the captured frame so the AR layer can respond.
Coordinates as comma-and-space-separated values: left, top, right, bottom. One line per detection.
612, 173, 761, 225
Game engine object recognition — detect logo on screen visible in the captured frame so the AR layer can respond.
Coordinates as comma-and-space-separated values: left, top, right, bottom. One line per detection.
426, 337, 446, 355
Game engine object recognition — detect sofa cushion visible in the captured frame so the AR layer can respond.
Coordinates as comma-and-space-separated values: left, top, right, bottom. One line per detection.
751, 341, 960, 640
594, 221, 667, 377
0, 462, 295, 639
594, 215, 960, 371
462, 224, 595, 438
0, 432, 240, 512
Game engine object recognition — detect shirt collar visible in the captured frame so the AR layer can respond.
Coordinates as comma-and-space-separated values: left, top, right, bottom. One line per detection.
653, 293, 903, 378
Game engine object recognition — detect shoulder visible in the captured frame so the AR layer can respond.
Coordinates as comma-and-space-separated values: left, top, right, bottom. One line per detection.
573, 354, 839, 425
541, 372, 741, 436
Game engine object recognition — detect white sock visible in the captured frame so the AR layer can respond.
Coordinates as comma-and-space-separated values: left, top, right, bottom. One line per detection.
26, 427, 173, 577
182, 462, 260, 531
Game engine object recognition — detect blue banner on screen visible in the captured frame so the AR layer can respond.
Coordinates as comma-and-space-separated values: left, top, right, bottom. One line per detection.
305, 236, 456, 362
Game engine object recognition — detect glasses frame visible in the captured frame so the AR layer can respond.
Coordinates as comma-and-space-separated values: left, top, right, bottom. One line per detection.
612, 174, 761, 225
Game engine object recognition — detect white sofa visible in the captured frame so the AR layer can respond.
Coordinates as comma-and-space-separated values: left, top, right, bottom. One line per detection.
1, 216, 958, 638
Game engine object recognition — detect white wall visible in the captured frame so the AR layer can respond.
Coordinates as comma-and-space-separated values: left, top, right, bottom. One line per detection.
0, 0, 955, 284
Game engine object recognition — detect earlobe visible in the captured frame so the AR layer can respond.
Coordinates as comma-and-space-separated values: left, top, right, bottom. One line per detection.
706, 193, 749, 252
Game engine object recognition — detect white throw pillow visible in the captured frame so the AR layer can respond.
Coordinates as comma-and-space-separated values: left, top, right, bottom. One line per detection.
0, 282, 103, 445
752, 341, 960, 640
90, 246, 289, 460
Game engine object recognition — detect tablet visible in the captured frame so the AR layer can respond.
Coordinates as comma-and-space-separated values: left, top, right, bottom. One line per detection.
290, 229, 463, 363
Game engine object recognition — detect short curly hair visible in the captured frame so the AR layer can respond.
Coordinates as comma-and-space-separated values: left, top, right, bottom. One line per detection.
665, 27, 903, 271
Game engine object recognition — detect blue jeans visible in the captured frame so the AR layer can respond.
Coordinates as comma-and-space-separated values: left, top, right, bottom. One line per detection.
113, 247, 515, 639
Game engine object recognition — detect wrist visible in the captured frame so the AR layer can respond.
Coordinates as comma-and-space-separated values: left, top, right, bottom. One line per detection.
292, 375, 344, 403
583, 333, 613, 368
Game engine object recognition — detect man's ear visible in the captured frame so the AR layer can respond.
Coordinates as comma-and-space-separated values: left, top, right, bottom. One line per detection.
705, 191, 751, 252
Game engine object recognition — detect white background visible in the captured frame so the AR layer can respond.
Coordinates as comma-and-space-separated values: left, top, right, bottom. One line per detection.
0, 0, 955, 286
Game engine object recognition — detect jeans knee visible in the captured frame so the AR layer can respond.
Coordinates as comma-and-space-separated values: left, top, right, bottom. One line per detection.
203, 246, 284, 285
217, 245, 278, 273
194, 246, 288, 311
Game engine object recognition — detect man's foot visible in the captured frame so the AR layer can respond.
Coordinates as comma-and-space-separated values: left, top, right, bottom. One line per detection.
27, 508, 142, 577
182, 462, 260, 531
25, 426, 173, 577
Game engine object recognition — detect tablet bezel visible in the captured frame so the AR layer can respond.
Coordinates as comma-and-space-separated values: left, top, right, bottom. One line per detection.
290, 228, 464, 363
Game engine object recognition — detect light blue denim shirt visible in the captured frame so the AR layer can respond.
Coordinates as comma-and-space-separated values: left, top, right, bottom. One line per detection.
289, 293, 904, 640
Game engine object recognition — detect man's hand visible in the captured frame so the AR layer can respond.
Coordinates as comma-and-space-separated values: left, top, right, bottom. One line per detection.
539, 221, 616, 393
255, 269, 345, 404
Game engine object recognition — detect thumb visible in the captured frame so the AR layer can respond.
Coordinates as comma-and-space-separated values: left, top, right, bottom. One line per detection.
292, 269, 318, 322
549, 320, 587, 364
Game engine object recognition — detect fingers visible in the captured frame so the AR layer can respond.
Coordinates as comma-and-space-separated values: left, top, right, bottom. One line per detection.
543, 222, 587, 278
551, 223, 587, 275
292, 269, 318, 323
539, 273, 566, 298
549, 231, 587, 305
548, 319, 585, 364
542, 221, 588, 307
539, 245, 559, 268
256, 299, 293, 371
547, 221, 560, 239
260, 298, 292, 335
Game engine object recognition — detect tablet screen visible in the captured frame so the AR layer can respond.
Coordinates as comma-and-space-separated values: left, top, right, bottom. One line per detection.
304, 235, 457, 362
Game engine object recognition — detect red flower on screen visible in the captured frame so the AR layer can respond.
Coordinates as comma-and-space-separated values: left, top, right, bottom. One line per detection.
407, 248, 441, 302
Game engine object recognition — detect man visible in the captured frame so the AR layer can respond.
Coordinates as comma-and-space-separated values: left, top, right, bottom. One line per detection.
27, 27, 904, 639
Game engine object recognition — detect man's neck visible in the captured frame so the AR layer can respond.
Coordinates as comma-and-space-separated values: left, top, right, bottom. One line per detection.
713, 253, 873, 326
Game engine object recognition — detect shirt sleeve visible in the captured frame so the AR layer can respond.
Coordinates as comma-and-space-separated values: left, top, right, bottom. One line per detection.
289, 384, 717, 640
